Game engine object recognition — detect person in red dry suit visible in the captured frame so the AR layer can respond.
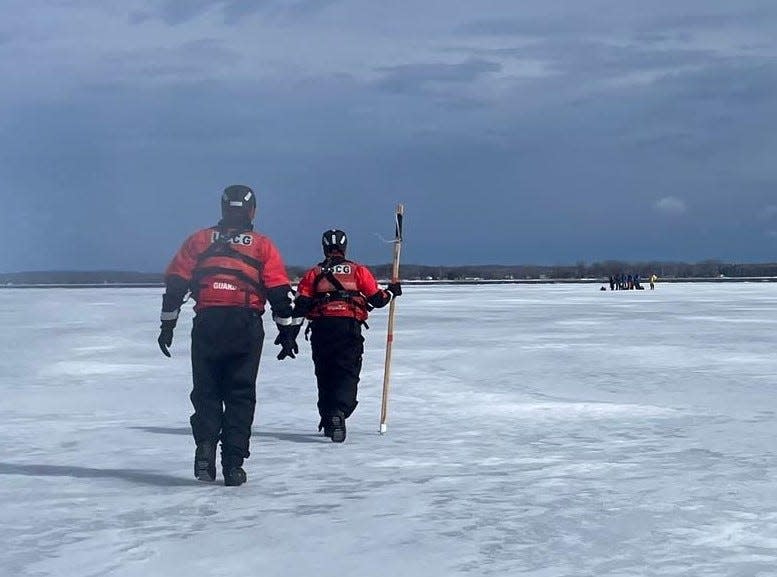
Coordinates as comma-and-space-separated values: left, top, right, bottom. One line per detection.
294, 229, 401, 443
157, 185, 301, 486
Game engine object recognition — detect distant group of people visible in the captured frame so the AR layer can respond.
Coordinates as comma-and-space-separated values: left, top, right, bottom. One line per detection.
605, 273, 658, 291
609, 274, 644, 290
158, 185, 401, 486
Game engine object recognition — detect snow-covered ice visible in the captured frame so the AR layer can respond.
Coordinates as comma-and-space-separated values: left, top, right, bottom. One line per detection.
1, 283, 777, 576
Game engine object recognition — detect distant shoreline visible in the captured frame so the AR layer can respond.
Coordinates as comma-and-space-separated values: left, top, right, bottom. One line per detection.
5, 261, 777, 286
3, 277, 777, 289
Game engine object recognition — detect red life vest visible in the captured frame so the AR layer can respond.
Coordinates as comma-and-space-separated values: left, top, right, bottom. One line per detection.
190, 229, 266, 309
310, 261, 369, 321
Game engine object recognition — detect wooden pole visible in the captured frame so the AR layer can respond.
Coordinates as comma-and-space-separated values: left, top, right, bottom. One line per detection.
379, 204, 404, 434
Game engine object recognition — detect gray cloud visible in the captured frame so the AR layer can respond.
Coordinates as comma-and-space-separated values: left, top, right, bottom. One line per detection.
761, 206, 777, 220
655, 197, 687, 216
134, 0, 337, 26
460, 1, 776, 39
132, 0, 262, 26
118, 39, 240, 81
374, 59, 501, 98
649, 4, 777, 30
143, 0, 217, 25
1, 0, 777, 271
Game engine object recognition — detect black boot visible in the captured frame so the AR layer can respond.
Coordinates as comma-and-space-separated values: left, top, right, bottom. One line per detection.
223, 467, 247, 486
329, 414, 346, 443
318, 416, 333, 438
194, 442, 217, 482
222, 455, 247, 487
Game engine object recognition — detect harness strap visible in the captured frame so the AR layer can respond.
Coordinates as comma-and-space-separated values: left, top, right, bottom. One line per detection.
191, 266, 265, 296
309, 259, 370, 321
190, 227, 266, 302
313, 268, 347, 292
198, 241, 265, 274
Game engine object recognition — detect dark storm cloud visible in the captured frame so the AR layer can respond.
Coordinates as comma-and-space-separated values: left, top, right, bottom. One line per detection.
1, 0, 776, 271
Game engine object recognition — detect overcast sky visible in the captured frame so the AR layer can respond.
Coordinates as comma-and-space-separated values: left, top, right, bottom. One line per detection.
1, 1, 776, 271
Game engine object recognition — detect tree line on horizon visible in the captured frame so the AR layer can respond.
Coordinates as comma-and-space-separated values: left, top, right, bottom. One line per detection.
3, 260, 777, 285
377, 260, 777, 281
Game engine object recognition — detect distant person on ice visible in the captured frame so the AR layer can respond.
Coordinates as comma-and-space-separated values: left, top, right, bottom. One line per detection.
157, 185, 300, 486
293, 229, 402, 443
650, 273, 658, 290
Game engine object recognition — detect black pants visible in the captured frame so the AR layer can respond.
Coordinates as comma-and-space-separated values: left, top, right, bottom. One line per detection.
190, 307, 264, 463
310, 317, 364, 419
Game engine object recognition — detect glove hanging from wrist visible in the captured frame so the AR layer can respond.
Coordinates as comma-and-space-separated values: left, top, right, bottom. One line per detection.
158, 319, 176, 357
274, 322, 301, 360
158, 292, 182, 358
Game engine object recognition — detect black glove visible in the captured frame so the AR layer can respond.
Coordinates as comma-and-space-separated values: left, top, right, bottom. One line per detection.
158, 320, 176, 357
274, 324, 300, 360
387, 282, 402, 298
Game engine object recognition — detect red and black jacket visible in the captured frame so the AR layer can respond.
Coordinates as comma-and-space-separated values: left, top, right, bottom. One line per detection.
160, 224, 294, 324
295, 255, 392, 322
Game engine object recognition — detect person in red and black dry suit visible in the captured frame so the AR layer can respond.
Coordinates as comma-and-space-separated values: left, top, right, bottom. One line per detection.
157, 185, 301, 486
294, 229, 401, 443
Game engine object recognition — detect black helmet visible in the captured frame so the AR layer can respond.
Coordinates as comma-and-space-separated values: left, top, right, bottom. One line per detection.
221, 185, 256, 224
322, 229, 347, 254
